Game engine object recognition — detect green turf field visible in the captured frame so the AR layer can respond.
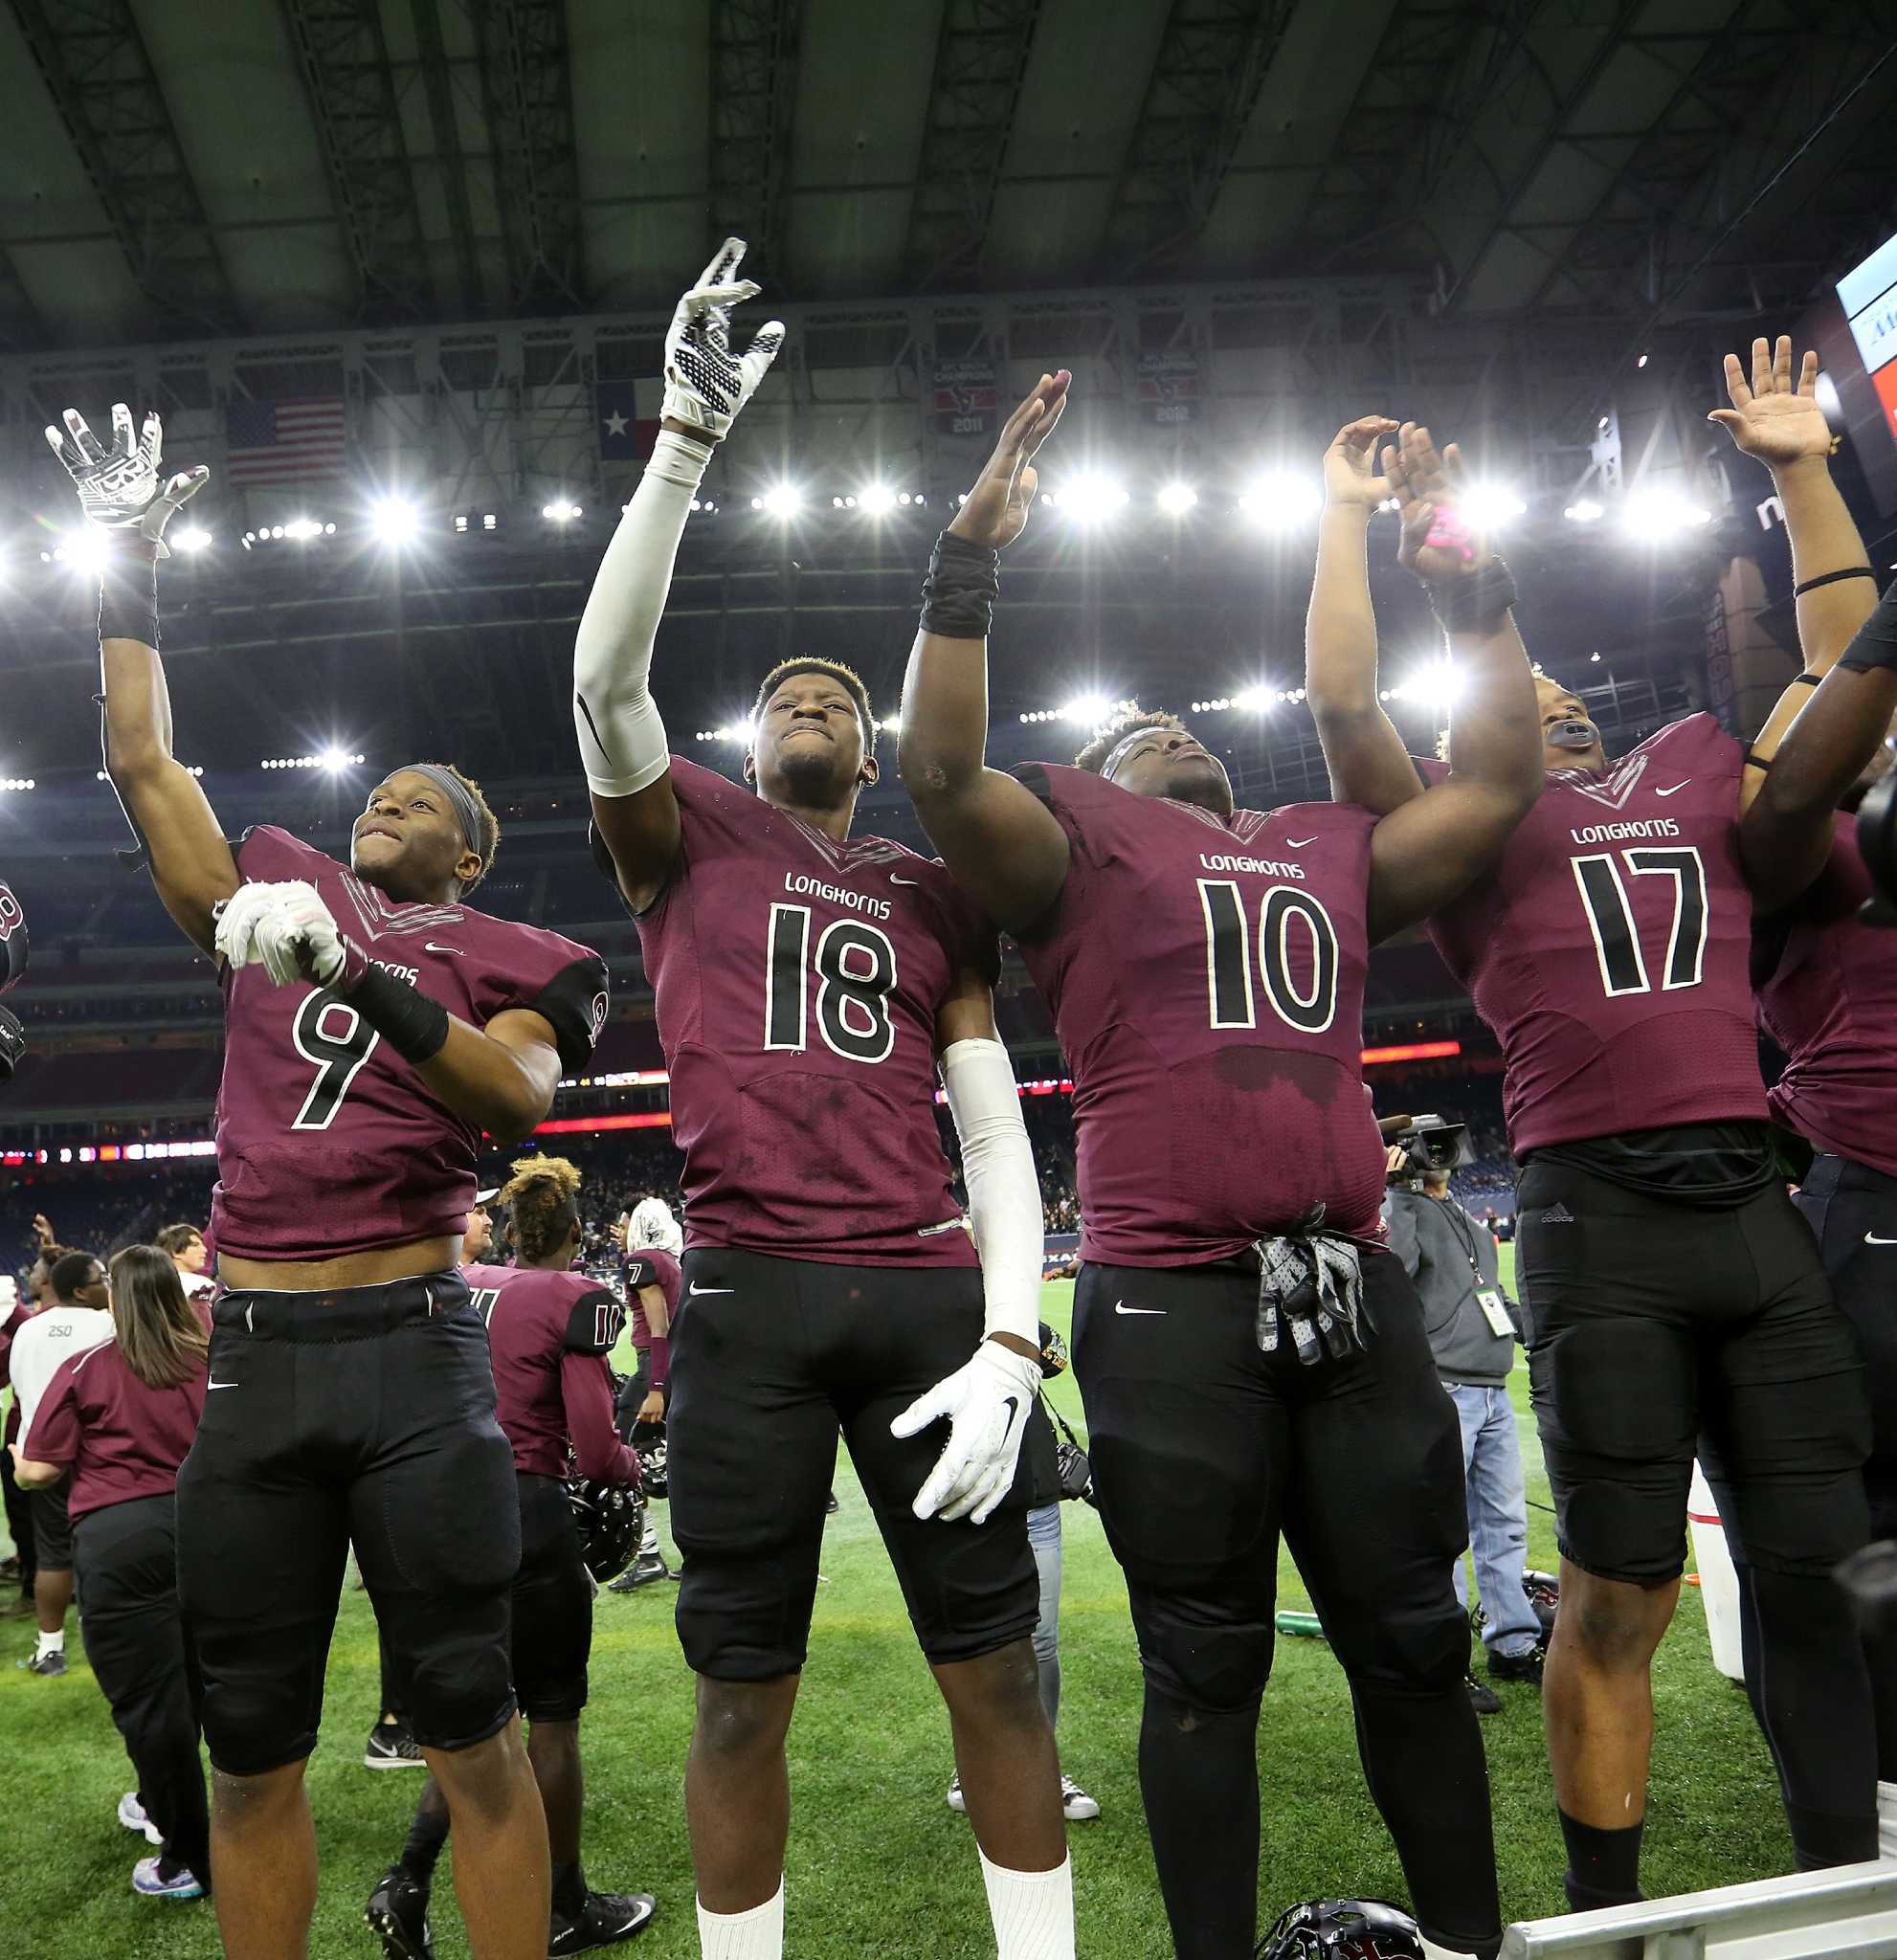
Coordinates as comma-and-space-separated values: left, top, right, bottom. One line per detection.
0, 1262, 1791, 1957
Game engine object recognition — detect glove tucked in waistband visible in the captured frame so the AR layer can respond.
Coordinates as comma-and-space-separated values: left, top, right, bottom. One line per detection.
1254, 1203, 1368, 1367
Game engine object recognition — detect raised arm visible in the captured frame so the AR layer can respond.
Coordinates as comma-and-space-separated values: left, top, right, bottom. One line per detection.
45, 407, 236, 957
1305, 415, 1421, 814
575, 241, 784, 913
1363, 426, 1544, 941
899, 379, 1075, 938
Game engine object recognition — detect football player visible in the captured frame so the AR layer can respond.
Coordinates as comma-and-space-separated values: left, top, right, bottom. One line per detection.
368, 1154, 653, 1959
899, 388, 1547, 1960
53, 404, 611, 1960
610, 1197, 682, 1592
572, 245, 1070, 1960
1309, 342, 1896, 1905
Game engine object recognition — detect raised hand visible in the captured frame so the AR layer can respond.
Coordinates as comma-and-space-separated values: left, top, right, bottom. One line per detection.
44, 405, 209, 556
948, 371, 1070, 554
1322, 415, 1397, 509
1384, 422, 1491, 581
661, 237, 785, 443
1707, 335, 1833, 471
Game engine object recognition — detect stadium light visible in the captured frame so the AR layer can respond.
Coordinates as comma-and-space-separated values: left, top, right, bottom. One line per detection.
50, 531, 110, 577
753, 483, 803, 519
1233, 686, 1277, 712
1457, 483, 1528, 530
1620, 486, 1712, 538
283, 516, 323, 542
1061, 478, 1130, 525
1239, 472, 1322, 531
370, 498, 420, 546
859, 483, 898, 516
1060, 694, 1112, 725
318, 746, 354, 772
1157, 481, 1197, 517
172, 525, 212, 554
0, 778, 34, 792
1563, 499, 1605, 523
879, 714, 902, 735
541, 500, 583, 523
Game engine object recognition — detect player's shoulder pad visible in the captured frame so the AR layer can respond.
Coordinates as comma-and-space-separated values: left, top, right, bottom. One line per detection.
1647, 711, 1743, 774
562, 1281, 624, 1356
1010, 759, 1127, 815
235, 823, 343, 882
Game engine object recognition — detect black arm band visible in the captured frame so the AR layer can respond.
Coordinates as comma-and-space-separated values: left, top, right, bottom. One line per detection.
98, 553, 159, 648
1794, 566, 1877, 598
1837, 581, 1897, 677
346, 962, 451, 1065
1423, 557, 1518, 635
1743, 751, 1773, 772
920, 531, 1000, 639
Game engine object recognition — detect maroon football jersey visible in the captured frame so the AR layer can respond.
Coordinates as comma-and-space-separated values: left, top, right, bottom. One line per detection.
462, 1261, 635, 1482
1424, 715, 1767, 1155
1756, 814, 1897, 1178
23, 1338, 207, 1526
623, 1246, 681, 1349
1013, 763, 1386, 1264
630, 755, 990, 1265
210, 827, 609, 1261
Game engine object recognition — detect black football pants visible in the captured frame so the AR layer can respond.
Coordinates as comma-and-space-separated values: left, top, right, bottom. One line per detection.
1074, 1251, 1499, 1960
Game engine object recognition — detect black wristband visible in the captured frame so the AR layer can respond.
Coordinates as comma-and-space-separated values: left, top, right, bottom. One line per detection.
1838, 580, 1897, 677
344, 960, 451, 1065
1423, 556, 1518, 635
920, 531, 999, 639
1794, 566, 1877, 598
99, 552, 159, 647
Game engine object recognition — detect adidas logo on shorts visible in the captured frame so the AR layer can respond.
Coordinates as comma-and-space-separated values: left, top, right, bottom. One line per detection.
1537, 1202, 1575, 1224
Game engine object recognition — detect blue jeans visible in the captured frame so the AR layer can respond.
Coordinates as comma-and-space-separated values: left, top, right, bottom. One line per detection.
1445, 1382, 1539, 1658
1027, 1502, 1062, 1728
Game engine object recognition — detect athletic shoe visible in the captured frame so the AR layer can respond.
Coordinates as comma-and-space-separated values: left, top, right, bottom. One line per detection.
1488, 1644, 1546, 1686
1464, 1669, 1503, 1716
547, 1889, 658, 1953
119, 1791, 164, 1846
825, 1490, 840, 1514
364, 1716, 426, 1769
365, 1865, 435, 1960
1060, 1775, 1100, 1822
16, 1647, 65, 1676
132, 1855, 204, 1899
607, 1550, 671, 1593
946, 1771, 966, 1814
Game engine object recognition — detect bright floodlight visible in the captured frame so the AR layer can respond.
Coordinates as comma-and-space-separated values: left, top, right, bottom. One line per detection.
55, 531, 111, 577
859, 483, 898, 516
173, 525, 212, 554
1563, 499, 1605, 523
1233, 686, 1276, 712
759, 483, 803, 519
1457, 483, 1528, 530
1620, 487, 1712, 538
1157, 481, 1197, 517
1063, 478, 1130, 525
1239, 472, 1322, 531
283, 517, 322, 542
319, 746, 352, 772
541, 500, 582, 523
1060, 693, 1112, 725
372, 498, 420, 546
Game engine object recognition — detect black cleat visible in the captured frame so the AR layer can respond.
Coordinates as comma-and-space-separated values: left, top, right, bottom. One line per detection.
17, 1647, 66, 1676
1463, 1668, 1503, 1716
607, 1550, 671, 1593
365, 1865, 435, 1960
364, 1716, 426, 1769
548, 1889, 657, 1953
1487, 1643, 1546, 1686
825, 1490, 840, 1515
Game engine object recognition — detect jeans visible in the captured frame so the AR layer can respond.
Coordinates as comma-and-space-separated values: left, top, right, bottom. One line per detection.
1445, 1382, 1540, 1658
1028, 1501, 1062, 1729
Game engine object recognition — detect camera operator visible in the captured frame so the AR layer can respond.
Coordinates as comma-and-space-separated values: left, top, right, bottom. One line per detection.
1381, 1119, 1541, 1706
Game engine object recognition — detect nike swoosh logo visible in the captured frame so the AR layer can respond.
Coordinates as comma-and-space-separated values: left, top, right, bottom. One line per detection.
1654, 782, 1689, 797
1001, 1393, 1020, 1429
1114, 1301, 1165, 1316
688, 1283, 734, 1297
1865, 1233, 1897, 1246
424, 942, 464, 954
206, 1381, 239, 1391
890, 875, 920, 887
1286, 836, 1318, 849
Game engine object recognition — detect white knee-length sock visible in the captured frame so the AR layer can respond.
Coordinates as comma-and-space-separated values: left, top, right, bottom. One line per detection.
697, 1879, 784, 1960
977, 1848, 1074, 1960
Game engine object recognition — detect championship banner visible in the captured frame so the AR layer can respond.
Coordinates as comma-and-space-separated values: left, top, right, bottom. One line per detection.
1136, 349, 1200, 427
930, 357, 997, 438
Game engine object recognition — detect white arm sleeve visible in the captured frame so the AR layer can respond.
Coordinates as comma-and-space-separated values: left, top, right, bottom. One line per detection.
571, 431, 711, 798
941, 1037, 1042, 1348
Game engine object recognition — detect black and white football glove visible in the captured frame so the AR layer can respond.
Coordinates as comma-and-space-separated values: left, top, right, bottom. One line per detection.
45, 406, 209, 557
661, 238, 786, 441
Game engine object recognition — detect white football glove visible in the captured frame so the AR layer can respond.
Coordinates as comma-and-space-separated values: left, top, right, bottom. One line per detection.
661, 238, 785, 441
43, 405, 209, 556
890, 1339, 1042, 1526
214, 880, 346, 989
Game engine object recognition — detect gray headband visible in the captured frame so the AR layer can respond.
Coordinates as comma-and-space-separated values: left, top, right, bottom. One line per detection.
1100, 726, 1154, 781
403, 763, 485, 860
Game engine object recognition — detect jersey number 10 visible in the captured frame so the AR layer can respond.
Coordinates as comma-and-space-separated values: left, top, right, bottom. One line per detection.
1197, 880, 1339, 1034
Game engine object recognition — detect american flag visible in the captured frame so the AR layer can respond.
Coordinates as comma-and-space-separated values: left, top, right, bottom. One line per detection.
224, 397, 346, 486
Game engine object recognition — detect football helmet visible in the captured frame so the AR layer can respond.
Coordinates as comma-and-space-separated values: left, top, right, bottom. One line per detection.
567, 1475, 645, 1585
1256, 1899, 1424, 1960
0, 880, 26, 1080
631, 1418, 669, 1499
627, 1196, 683, 1258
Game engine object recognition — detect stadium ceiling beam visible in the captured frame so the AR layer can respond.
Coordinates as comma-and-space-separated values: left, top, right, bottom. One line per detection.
7, 0, 241, 336
0, 247, 45, 351
1093, 0, 1297, 280
901, 0, 1042, 291
279, 0, 434, 323
708, 0, 804, 282
471, 0, 583, 313
408, 0, 482, 318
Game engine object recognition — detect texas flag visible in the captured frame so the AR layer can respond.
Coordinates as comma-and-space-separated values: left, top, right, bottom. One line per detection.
596, 380, 659, 463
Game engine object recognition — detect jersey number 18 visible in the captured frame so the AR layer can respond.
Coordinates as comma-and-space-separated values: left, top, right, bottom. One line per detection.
763, 902, 897, 1063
